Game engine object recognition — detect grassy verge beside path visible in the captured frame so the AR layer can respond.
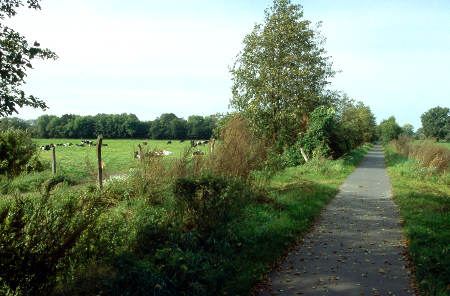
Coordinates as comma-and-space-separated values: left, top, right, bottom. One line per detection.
384, 144, 450, 296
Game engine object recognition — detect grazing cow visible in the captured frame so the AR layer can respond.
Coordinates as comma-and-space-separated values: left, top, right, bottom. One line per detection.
162, 150, 173, 156
142, 142, 147, 145
40, 144, 54, 151
102, 144, 108, 146
192, 150, 204, 156
134, 151, 140, 159
63, 143, 72, 146
76, 143, 85, 147
81, 140, 94, 146
180, 139, 185, 143
56, 143, 63, 146
167, 141, 172, 144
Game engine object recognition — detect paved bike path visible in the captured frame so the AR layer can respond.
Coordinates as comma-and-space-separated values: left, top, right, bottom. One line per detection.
258, 145, 415, 296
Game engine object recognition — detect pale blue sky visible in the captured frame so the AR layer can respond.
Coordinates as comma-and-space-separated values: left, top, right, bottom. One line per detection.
7, 0, 450, 130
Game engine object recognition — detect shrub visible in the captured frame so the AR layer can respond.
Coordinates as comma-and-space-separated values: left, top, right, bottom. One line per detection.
0, 191, 104, 295
208, 115, 267, 178
173, 174, 251, 238
54, 253, 164, 296
299, 106, 336, 159
127, 152, 174, 205
0, 128, 43, 176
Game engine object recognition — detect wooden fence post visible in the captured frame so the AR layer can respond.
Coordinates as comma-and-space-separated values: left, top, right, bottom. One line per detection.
97, 135, 103, 188
52, 146, 56, 174
137, 143, 143, 162
210, 138, 215, 154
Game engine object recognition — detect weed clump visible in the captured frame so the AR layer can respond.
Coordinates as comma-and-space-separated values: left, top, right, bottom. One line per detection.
174, 174, 251, 238
393, 136, 449, 173
207, 115, 267, 178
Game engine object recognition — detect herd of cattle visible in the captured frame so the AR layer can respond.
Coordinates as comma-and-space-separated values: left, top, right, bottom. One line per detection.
191, 140, 209, 147
133, 150, 174, 159
132, 140, 210, 159
40, 140, 210, 158
40, 140, 108, 151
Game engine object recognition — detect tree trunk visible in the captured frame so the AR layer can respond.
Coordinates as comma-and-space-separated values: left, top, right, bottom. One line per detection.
300, 147, 309, 163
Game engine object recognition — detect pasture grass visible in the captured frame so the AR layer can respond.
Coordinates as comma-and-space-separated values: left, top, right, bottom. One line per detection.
33, 139, 209, 179
384, 144, 450, 296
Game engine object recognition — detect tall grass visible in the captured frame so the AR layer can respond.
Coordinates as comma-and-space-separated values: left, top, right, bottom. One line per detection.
393, 136, 449, 174
384, 144, 450, 296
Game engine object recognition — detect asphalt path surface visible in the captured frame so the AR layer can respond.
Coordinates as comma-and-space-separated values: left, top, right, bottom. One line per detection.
258, 145, 415, 296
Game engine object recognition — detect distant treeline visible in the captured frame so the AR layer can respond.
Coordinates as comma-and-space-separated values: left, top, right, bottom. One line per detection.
0, 113, 217, 139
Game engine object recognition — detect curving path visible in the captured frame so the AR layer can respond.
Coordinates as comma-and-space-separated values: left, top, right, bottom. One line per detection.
258, 145, 415, 296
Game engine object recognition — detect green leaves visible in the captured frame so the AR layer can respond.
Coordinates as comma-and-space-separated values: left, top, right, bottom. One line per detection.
420, 106, 449, 142
230, 0, 334, 148
0, 0, 41, 19
1, 1, 57, 117
299, 105, 336, 159
379, 116, 402, 144
0, 128, 42, 176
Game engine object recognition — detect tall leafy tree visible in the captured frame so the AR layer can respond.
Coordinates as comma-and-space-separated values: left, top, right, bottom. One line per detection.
230, 0, 334, 148
330, 95, 376, 155
0, 0, 57, 116
170, 118, 187, 139
401, 123, 414, 137
187, 115, 206, 139
74, 115, 95, 139
379, 116, 402, 144
0, 116, 29, 131
420, 106, 449, 142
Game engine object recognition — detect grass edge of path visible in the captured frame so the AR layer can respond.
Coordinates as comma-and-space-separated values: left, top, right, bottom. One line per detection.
384, 144, 450, 296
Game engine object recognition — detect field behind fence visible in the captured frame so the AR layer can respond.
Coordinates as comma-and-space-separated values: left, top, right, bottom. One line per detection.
33, 139, 209, 179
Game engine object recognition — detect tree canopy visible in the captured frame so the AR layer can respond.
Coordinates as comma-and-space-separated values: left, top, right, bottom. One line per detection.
230, 0, 334, 149
2, 113, 217, 140
379, 116, 402, 144
420, 106, 449, 142
0, 0, 57, 116
401, 123, 414, 137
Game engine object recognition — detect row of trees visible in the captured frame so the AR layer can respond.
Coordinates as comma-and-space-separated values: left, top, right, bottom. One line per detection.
0, 113, 217, 140
229, 0, 376, 160
378, 106, 449, 144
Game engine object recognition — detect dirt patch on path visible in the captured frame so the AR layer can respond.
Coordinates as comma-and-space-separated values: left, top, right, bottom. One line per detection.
257, 145, 415, 296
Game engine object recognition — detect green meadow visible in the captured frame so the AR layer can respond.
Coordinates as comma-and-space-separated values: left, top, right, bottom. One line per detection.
33, 139, 209, 178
